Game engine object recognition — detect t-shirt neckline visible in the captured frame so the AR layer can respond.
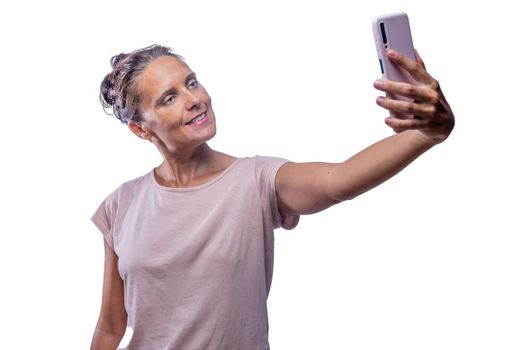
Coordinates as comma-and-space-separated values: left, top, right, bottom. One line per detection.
149, 157, 243, 192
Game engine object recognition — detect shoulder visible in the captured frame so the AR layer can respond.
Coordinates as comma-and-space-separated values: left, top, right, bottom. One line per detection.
253, 155, 290, 162
252, 156, 291, 179
102, 171, 152, 203
227, 156, 291, 178
120, 171, 150, 191
252, 155, 291, 168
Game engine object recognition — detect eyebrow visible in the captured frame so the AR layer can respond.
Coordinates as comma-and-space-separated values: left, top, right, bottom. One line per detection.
154, 72, 197, 107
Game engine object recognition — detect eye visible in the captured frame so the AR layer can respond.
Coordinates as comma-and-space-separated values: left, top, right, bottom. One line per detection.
188, 78, 199, 90
163, 95, 175, 106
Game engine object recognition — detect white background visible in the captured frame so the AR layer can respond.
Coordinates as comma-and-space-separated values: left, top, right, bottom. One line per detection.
1, 0, 522, 349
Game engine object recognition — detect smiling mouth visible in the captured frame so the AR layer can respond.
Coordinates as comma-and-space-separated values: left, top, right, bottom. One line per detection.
186, 112, 208, 125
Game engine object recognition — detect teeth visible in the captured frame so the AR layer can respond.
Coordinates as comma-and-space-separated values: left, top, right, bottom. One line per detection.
188, 112, 206, 125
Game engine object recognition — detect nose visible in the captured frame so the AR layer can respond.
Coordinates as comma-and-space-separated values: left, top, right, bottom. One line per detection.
184, 90, 201, 111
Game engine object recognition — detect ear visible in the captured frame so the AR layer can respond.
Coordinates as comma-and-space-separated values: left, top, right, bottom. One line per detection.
128, 121, 152, 141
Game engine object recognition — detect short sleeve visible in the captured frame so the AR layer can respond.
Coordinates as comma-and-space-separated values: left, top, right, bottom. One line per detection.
91, 191, 117, 250
254, 156, 298, 230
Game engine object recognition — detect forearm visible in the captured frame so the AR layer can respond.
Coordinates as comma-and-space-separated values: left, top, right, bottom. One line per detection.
330, 130, 435, 201
90, 327, 124, 350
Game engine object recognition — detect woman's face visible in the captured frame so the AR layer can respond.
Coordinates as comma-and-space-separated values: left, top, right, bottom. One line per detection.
133, 56, 216, 154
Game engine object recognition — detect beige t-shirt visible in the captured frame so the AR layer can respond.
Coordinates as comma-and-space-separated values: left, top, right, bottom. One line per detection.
92, 156, 294, 350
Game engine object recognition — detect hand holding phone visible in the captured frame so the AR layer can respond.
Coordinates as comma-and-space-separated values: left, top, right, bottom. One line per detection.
371, 13, 455, 140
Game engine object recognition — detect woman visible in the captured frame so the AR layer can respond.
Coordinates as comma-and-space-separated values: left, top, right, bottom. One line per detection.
90, 44, 454, 349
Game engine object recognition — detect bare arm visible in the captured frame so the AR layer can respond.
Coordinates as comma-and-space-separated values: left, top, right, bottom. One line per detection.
276, 50, 454, 216
90, 240, 127, 350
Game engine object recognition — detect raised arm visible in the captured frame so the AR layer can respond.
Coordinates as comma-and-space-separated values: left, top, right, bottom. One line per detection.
276, 49, 454, 217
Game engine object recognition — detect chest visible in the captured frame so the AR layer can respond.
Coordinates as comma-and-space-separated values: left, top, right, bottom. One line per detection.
113, 184, 265, 281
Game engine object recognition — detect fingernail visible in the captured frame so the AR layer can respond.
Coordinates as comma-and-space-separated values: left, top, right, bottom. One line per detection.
387, 49, 398, 58
374, 79, 383, 88
385, 117, 396, 126
376, 96, 385, 104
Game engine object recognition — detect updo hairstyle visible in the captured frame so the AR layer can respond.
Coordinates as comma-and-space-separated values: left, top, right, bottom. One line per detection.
99, 44, 183, 124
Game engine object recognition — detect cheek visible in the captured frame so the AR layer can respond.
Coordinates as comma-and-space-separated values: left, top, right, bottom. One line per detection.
199, 86, 212, 104
156, 105, 185, 125
141, 114, 171, 138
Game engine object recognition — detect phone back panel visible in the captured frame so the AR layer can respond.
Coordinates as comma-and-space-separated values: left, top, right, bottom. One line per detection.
372, 12, 416, 118
372, 12, 416, 85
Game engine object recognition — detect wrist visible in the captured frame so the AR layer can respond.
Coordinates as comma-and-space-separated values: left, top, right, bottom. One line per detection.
414, 129, 449, 146
401, 130, 440, 150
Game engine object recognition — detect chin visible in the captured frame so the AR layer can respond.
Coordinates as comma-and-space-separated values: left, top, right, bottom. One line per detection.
194, 123, 217, 148
208, 124, 217, 140
184, 112, 217, 146
205, 115, 218, 140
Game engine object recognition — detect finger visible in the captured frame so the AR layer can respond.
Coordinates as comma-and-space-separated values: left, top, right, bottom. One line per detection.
386, 49, 432, 84
376, 96, 437, 119
414, 49, 426, 70
374, 79, 439, 105
385, 117, 430, 131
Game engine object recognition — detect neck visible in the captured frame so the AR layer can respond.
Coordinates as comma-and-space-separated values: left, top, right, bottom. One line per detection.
155, 143, 217, 188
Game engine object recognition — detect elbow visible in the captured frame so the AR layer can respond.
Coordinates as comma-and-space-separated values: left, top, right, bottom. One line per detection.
90, 325, 126, 350
328, 187, 355, 204
95, 324, 126, 338
331, 193, 357, 203
327, 177, 359, 203
326, 164, 360, 203
94, 316, 127, 338
327, 170, 373, 202
331, 186, 373, 202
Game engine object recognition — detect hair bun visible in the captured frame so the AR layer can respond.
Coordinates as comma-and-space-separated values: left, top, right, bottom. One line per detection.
111, 53, 128, 68
100, 74, 118, 107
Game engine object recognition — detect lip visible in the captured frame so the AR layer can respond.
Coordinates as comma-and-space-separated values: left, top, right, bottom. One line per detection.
185, 111, 209, 127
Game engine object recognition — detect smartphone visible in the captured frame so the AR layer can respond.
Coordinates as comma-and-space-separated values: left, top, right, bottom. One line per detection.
372, 12, 416, 117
